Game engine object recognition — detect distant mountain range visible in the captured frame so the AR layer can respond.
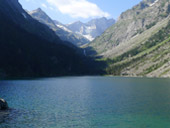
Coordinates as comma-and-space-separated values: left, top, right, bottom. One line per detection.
66, 17, 115, 41
28, 8, 89, 46
28, 8, 115, 45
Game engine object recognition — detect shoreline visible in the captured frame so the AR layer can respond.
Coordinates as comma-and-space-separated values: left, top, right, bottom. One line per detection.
1, 75, 170, 80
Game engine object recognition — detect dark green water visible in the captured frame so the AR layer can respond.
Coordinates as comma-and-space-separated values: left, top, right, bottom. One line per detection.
1, 76, 170, 128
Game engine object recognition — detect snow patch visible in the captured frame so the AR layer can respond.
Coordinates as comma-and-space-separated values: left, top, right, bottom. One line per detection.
83, 34, 94, 41
56, 24, 72, 33
86, 25, 96, 30
149, 0, 159, 7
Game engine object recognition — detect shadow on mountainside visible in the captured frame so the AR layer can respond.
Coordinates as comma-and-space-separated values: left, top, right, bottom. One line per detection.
83, 46, 108, 75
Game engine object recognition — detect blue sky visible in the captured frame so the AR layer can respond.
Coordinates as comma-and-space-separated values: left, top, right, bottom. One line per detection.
19, 0, 142, 24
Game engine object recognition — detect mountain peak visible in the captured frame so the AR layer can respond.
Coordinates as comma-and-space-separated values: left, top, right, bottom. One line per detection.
87, 17, 115, 26
36, 8, 42, 12
98, 17, 107, 20
28, 8, 44, 15
74, 21, 84, 24
67, 17, 115, 41
28, 8, 56, 27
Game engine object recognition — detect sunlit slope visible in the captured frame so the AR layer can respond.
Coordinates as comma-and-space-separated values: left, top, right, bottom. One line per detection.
87, 0, 170, 77
89, 0, 170, 57
106, 19, 170, 77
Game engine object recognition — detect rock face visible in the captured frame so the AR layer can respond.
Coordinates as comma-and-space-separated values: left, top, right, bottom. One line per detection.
89, 0, 170, 56
0, 0, 102, 77
0, 0, 60, 44
28, 8, 115, 46
28, 8, 90, 46
106, 20, 170, 77
67, 17, 115, 41
87, 0, 170, 77
0, 99, 8, 110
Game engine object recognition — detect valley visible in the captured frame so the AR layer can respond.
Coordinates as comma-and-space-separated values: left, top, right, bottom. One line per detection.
0, 0, 170, 78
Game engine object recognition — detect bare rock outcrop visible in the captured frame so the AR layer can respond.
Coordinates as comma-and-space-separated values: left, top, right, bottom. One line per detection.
0, 98, 8, 110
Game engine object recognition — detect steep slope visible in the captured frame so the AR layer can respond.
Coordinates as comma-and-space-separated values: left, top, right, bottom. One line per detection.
28, 8, 89, 46
89, 0, 170, 57
87, 0, 170, 77
67, 17, 115, 41
0, 0, 105, 78
106, 19, 170, 77
53, 20, 72, 33
0, 0, 61, 44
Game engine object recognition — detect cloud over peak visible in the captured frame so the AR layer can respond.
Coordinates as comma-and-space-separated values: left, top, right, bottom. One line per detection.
46, 0, 110, 18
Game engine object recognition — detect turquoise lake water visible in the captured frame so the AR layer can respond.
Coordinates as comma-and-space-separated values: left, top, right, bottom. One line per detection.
1, 76, 170, 128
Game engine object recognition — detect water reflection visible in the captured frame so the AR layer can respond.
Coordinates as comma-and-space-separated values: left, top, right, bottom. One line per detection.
1, 77, 170, 127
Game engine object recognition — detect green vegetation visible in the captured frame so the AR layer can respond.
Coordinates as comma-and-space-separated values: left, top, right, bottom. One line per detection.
106, 21, 170, 75
0, 12, 106, 78
141, 59, 168, 75
160, 68, 170, 77
89, 0, 169, 58
146, 22, 156, 29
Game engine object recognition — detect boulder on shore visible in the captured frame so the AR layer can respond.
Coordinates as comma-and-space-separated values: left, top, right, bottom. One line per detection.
0, 98, 8, 110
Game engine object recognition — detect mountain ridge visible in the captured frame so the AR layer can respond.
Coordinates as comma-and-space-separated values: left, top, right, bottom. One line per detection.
87, 0, 170, 77
0, 0, 104, 77
67, 17, 115, 41
89, 0, 170, 57
28, 8, 115, 44
28, 8, 90, 46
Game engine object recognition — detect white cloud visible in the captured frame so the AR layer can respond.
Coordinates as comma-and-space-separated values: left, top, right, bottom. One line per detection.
46, 0, 110, 18
41, 3, 47, 8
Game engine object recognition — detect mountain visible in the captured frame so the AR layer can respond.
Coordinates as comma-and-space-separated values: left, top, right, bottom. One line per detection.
0, 0, 104, 78
89, 0, 170, 57
0, 0, 63, 45
28, 8, 115, 44
106, 20, 170, 77
88, 0, 170, 77
53, 20, 72, 33
28, 8, 89, 46
66, 17, 115, 41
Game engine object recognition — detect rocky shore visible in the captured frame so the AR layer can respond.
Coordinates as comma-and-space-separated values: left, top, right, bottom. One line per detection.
0, 98, 8, 110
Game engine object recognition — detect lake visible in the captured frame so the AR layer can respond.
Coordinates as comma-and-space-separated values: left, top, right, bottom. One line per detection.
1, 76, 170, 128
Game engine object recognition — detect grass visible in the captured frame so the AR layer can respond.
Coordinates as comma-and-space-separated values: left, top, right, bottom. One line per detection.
159, 68, 170, 77
141, 59, 169, 76
106, 34, 170, 75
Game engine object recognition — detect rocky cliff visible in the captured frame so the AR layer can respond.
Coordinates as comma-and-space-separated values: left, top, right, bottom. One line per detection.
88, 0, 170, 77
28, 8, 89, 46
89, 0, 170, 57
